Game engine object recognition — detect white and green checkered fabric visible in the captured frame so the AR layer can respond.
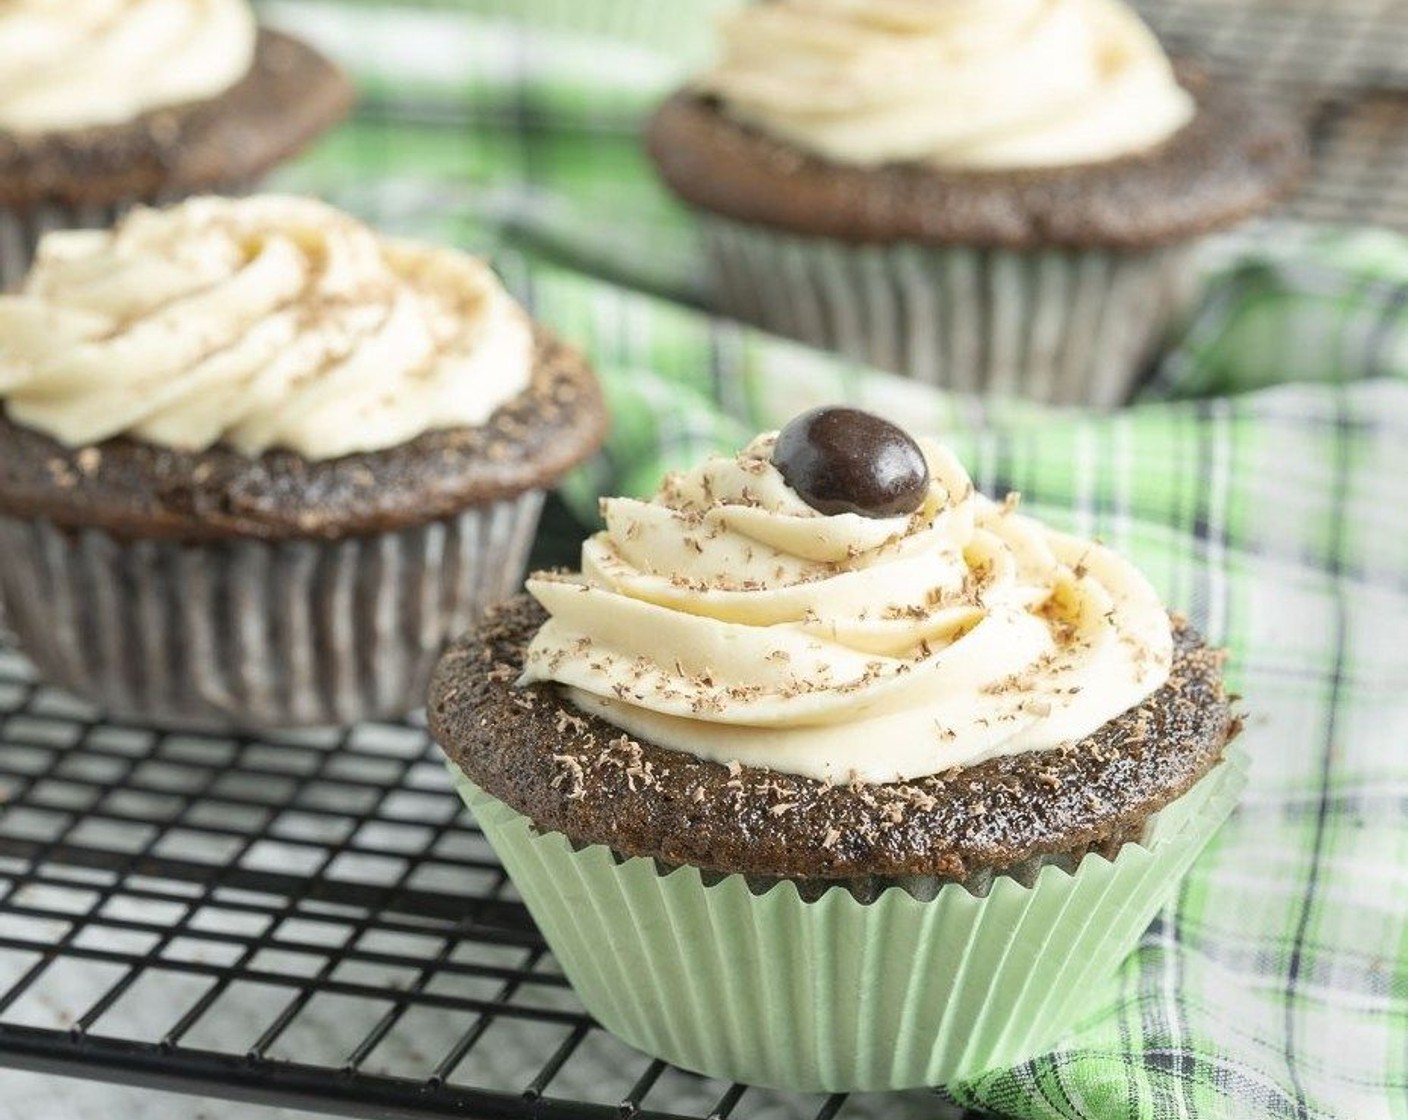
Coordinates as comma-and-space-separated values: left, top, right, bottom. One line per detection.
259, 4, 1408, 1117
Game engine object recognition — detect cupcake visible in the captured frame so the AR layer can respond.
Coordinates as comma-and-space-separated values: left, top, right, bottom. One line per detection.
0, 195, 606, 731
0, 0, 353, 289
430, 406, 1244, 1090
647, 0, 1307, 407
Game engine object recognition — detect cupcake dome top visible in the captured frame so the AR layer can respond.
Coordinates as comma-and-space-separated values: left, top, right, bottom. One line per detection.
0, 195, 536, 460
0, 0, 257, 133
521, 409, 1175, 784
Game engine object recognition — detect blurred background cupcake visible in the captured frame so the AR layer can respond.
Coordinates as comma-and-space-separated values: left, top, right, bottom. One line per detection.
0, 195, 606, 731
0, 0, 354, 289
648, 0, 1308, 407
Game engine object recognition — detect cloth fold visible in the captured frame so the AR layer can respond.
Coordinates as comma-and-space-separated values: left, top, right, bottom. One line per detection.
259, 3, 1408, 1117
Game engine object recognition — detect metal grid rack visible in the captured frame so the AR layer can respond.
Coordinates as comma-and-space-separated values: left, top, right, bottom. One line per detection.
0, 506, 967, 1120
0, 2, 1406, 1118
1137, 0, 1408, 231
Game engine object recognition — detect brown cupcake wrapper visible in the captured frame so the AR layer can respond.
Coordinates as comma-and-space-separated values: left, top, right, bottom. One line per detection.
0, 491, 545, 731
0, 183, 257, 292
700, 216, 1199, 408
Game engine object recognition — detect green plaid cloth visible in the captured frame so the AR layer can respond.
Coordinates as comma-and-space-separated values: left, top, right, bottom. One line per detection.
260, 4, 1408, 1117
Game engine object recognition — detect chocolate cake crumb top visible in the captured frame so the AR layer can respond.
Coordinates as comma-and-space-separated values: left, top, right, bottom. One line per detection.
0, 331, 605, 542
431, 596, 1239, 883
647, 68, 1306, 251
0, 30, 354, 210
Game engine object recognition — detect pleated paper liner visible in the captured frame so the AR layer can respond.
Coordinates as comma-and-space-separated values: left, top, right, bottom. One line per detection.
0, 491, 544, 732
700, 215, 1200, 408
451, 748, 1247, 1092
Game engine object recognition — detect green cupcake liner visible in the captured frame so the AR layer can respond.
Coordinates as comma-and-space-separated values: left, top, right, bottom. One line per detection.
451, 749, 1246, 1092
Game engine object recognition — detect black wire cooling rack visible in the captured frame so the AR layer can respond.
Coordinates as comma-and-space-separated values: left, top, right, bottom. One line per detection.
1, 2, 1407, 1118
0, 503, 971, 1120
1139, 0, 1408, 231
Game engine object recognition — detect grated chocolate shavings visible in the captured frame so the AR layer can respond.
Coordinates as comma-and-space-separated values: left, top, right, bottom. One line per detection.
432, 598, 1238, 883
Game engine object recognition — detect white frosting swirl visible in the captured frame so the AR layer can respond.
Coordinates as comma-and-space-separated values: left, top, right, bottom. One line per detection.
522, 433, 1173, 784
698, 0, 1196, 169
0, 0, 257, 133
0, 196, 535, 460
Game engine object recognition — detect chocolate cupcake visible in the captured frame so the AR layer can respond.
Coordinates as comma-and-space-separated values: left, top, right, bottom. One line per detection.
0, 195, 606, 730
430, 406, 1244, 1090
647, 0, 1306, 406
0, 0, 353, 289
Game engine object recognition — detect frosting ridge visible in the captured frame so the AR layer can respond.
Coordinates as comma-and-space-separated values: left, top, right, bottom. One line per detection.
521, 432, 1174, 783
0, 195, 535, 460
0, 0, 257, 132
698, 0, 1196, 170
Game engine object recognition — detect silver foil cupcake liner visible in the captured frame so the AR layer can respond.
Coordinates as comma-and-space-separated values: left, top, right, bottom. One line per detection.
0, 491, 545, 731
700, 215, 1199, 408
0, 184, 257, 292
